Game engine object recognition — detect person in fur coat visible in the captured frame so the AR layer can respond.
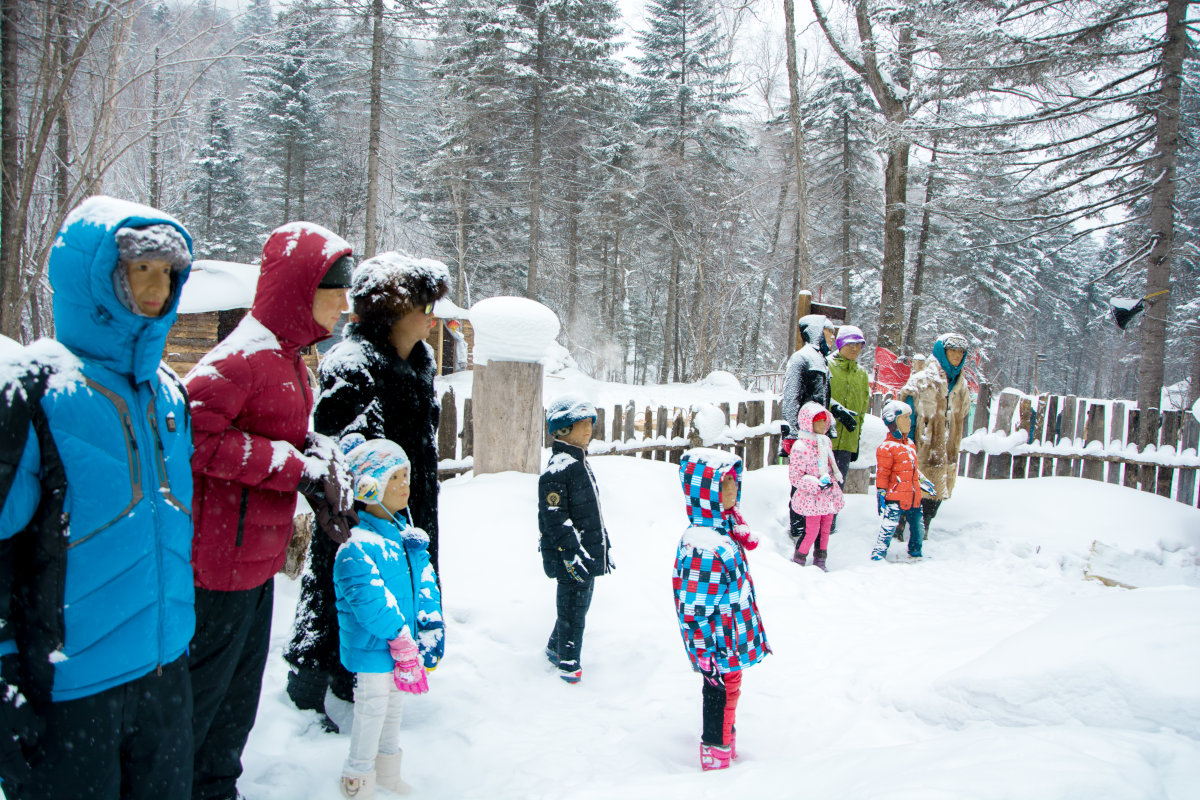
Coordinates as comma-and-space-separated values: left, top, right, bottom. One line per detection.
284, 252, 450, 728
788, 402, 845, 570
897, 333, 971, 535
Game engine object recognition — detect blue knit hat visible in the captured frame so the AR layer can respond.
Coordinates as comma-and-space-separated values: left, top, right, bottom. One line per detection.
339, 433, 410, 503
546, 393, 597, 436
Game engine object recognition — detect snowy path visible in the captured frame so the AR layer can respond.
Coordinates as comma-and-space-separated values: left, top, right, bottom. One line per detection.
236, 459, 1199, 799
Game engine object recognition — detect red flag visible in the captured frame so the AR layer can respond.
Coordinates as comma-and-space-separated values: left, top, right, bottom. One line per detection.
871, 345, 911, 394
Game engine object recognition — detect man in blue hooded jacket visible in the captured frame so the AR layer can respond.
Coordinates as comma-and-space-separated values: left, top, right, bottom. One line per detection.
0, 197, 195, 799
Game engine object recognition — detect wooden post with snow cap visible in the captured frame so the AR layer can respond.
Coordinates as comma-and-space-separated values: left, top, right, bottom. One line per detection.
469, 297, 559, 475
1108, 402, 1126, 484
1178, 414, 1198, 505
1055, 396, 1078, 478
1082, 404, 1106, 481
1157, 411, 1181, 498
986, 390, 1018, 480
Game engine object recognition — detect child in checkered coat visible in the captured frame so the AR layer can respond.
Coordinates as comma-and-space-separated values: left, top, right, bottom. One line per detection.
672, 448, 770, 771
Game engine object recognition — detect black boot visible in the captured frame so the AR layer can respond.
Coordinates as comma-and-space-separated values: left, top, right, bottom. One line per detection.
285, 666, 328, 713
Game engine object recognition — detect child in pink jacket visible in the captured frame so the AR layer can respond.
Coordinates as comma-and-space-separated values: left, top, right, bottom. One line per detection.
788, 401, 845, 570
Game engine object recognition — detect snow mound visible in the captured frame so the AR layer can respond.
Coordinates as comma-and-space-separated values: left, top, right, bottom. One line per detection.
849, 413, 888, 469
178, 260, 259, 314
690, 403, 726, 445
695, 370, 743, 392
470, 297, 560, 364
915, 587, 1200, 738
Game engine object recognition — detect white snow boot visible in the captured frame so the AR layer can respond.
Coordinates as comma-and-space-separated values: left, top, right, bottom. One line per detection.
376, 750, 414, 794
339, 771, 375, 799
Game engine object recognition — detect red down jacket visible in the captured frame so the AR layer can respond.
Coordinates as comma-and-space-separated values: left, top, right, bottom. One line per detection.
186, 223, 351, 591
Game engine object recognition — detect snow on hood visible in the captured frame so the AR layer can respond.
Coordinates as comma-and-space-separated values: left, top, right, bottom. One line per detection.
253, 222, 352, 351
679, 448, 741, 528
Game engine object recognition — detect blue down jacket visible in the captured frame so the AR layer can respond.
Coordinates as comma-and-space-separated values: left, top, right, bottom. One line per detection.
0, 197, 194, 704
333, 511, 444, 674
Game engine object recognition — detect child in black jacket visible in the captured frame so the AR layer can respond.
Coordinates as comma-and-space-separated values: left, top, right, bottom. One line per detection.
538, 394, 614, 683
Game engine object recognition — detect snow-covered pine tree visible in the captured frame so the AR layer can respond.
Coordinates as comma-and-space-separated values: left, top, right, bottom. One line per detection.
633, 0, 746, 382
186, 98, 256, 261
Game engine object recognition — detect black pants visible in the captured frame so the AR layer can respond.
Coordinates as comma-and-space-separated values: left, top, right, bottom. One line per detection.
896, 498, 941, 539
190, 582, 273, 800
13, 656, 191, 800
701, 670, 742, 747
283, 528, 355, 703
788, 486, 806, 541
830, 449, 855, 534
546, 579, 594, 669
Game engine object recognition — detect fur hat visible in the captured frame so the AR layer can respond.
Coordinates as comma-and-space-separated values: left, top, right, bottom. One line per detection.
339, 433, 410, 504
350, 251, 450, 329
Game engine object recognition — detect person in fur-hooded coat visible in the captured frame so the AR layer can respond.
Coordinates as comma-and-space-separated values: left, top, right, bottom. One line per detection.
283, 252, 450, 724
897, 333, 971, 533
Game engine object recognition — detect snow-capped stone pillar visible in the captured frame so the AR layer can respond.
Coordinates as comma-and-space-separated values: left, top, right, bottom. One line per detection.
469, 297, 560, 475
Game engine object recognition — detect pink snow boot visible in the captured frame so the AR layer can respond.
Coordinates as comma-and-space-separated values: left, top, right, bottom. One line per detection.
700, 742, 731, 771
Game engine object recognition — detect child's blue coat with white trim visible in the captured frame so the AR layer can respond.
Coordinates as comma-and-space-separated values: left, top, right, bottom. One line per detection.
333, 511, 444, 674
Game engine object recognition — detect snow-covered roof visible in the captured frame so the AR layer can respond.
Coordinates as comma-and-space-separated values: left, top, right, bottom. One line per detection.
178, 259, 260, 314
433, 297, 469, 320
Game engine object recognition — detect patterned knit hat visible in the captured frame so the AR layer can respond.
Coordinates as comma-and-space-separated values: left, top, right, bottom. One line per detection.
339, 433, 410, 503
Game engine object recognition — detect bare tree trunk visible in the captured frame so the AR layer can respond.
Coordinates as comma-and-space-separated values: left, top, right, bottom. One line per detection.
878, 140, 909, 351
451, 181, 469, 307
1, 0, 20, 338
363, 0, 383, 258
1136, 0, 1187, 423
903, 136, 939, 355
841, 111, 852, 320
283, 142, 293, 222
783, 0, 811, 354
660, 237, 680, 382
566, 182, 580, 332
525, 12, 546, 300
57, 3, 72, 212
149, 48, 160, 207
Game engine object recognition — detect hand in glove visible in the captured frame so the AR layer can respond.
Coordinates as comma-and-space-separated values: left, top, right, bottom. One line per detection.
876, 489, 888, 516
388, 630, 429, 695
780, 438, 795, 457
299, 434, 357, 544
560, 547, 590, 585
695, 654, 724, 688
831, 405, 858, 432
0, 655, 39, 789
726, 507, 758, 551
818, 475, 833, 489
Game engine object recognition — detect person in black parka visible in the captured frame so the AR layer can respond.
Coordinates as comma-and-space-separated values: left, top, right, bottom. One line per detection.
284, 252, 450, 724
539, 395, 614, 684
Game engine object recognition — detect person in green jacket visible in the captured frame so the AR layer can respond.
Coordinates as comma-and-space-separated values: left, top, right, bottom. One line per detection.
827, 326, 870, 485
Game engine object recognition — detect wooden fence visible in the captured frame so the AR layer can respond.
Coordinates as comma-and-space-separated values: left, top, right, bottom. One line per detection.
435, 390, 787, 480
952, 386, 1200, 509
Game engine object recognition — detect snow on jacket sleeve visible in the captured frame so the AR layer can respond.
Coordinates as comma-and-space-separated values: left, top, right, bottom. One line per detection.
781, 352, 802, 438
314, 353, 384, 440
334, 543, 407, 643
187, 353, 306, 492
413, 547, 444, 668
876, 440, 894, 492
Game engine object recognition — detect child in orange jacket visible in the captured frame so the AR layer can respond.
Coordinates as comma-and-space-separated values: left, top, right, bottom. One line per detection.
872, 401, 925, 561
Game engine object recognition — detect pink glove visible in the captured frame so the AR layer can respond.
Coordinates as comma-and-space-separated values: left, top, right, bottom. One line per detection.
388, 630, 429, 695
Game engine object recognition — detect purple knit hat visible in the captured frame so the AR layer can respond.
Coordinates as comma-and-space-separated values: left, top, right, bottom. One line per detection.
835, 325, 866, 351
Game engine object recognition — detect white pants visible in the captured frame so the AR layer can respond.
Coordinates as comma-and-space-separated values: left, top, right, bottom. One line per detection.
344, 671, 404, 775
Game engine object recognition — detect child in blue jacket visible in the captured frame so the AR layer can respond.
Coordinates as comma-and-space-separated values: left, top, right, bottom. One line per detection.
333, 434, 444, 799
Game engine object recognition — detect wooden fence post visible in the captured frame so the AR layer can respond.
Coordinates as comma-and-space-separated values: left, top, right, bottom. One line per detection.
870, 392, 883, 417
1028, 394, 1050, 477
594, 407, 606, 442
1108, 401, 1125, 484
1179, 414, 1199, 505
461, 398, 474, 458
656, 407, 668, 461
1124, 408, 1140, 489
642, 406, 654, 459
669, 412, 685, 464
1071, 398, 1088, 477
612, 405, 622, 441
735, 402, 748, 462
1082, 403, 1106, 481
438, 389, 457, 461
1055, 396, 1078, 477
745, 400, 765, 470
624, 402, 636, 442
1040, 395, 1060, 477
768, 400, 782, 465
1012, 396, 1033, 479
1157, 410, 1181, 498
968, 384, 992, 479
1137, 409, 1160, 493
986, 390, 1018, 480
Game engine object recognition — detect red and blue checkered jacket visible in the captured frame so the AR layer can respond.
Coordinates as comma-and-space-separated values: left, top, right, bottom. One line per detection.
672, 449, 770, 675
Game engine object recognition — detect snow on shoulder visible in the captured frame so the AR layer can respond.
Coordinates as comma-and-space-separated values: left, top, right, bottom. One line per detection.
178, 260, 259, 315
0, 338, 84, 402
470, 296, 560, 365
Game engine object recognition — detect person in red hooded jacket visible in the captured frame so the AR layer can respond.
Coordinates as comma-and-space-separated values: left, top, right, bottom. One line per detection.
185, 222, 358, 800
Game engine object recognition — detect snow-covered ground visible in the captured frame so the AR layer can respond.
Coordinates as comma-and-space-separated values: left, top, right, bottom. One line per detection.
229, 460, 1200, 800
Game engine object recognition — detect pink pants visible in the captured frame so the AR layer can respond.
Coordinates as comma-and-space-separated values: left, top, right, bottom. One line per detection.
799, 513, 834, 555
